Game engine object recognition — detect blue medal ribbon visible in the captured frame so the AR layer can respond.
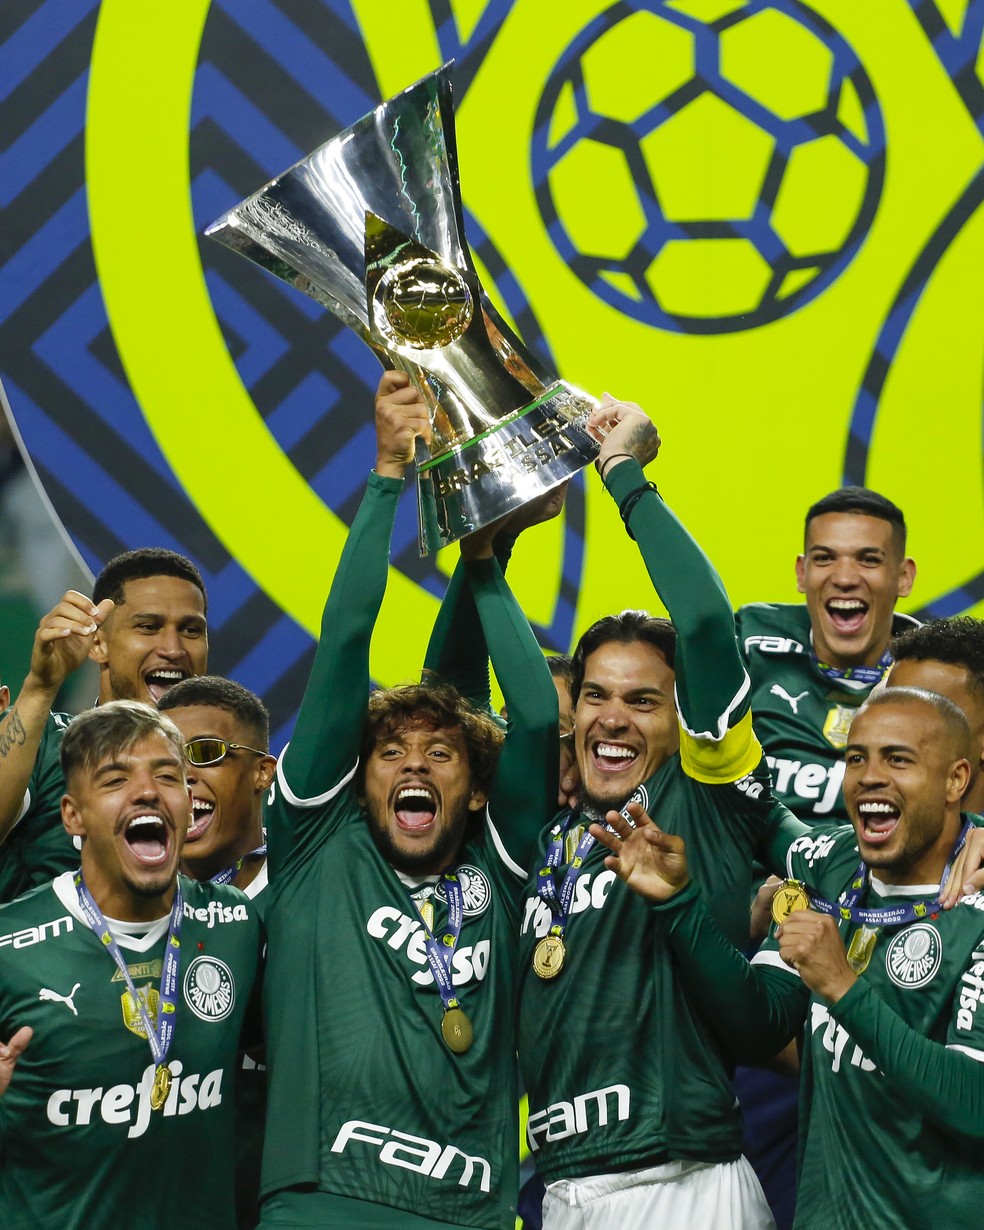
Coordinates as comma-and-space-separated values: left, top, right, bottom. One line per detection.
209, 841, 267, 886
74, 871, 183, 1073
411, 872, 466, 1014
802, 820, 972, 926
812, 647, 892, 689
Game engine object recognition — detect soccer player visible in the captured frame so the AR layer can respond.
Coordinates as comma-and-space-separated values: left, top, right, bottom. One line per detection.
888, 616, 984, 815
592, 686, 984, 1227
0, 700, 263, 1230
517, 397, 787, 1229
737, 488, 916, 823
0, 549, 208, 901
258, 372, 558, 1230
160, 675, 274, 1230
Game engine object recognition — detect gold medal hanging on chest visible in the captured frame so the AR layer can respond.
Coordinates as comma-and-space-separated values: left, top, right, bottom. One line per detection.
441, 1004, 473, 1054
533, 933, 566, 979
771, 879, 811, 925
150, 1062, 172, 1112
846, 924, 880, 974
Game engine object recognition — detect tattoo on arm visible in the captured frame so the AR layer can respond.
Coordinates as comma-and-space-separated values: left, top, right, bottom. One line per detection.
0, 712, 27, 762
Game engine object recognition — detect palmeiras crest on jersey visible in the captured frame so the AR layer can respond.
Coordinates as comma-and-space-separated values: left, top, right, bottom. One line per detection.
436, 866, 491, 917
885, 924, 942, 990
183, 956, 236, 1022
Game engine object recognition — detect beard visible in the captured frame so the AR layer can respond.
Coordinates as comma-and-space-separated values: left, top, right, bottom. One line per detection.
365, 807, 471, 876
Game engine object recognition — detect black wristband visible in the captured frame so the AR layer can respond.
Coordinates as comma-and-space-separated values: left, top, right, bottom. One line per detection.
598, 452, 633, 482
618, 481, 659, 539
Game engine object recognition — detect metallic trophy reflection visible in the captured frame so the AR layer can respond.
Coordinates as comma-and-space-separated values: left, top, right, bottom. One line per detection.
205, 63, 599, 554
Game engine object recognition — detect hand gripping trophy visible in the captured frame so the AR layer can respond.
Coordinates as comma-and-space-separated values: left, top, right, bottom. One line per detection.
206, 64, 599, 553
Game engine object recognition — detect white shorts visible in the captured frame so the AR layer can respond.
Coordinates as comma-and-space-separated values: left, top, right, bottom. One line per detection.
541, 1156, 776, 1230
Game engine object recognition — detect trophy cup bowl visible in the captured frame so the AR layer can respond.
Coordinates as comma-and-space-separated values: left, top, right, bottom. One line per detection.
205, 63, 599, 554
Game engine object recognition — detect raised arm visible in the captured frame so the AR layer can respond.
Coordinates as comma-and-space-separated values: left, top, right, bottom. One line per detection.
278, 373, 429, 803
0, 593, 112, 841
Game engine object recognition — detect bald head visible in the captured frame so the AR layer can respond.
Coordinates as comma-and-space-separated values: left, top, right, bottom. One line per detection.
859, 686, 970, 761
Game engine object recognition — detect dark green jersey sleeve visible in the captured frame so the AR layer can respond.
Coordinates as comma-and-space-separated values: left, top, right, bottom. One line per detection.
604, 459, 760, 785
422, 558, 493, 712
653, 879, 809, 1062
828, 977, 984, 1139
465, 556, 558, 872
269, 472, 403, 875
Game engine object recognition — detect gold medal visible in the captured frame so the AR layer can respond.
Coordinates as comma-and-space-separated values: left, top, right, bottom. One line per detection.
150, 1063, 172, 1112
771, 879, 810, 925
846, 925, 880, 974
441, 1007, 473, 1055
532, 933, 566, 979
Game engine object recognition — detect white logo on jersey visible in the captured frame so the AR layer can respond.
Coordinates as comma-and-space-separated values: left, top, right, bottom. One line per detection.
809, 1004, 876, 1075
527, 1084, 631, 1151
183, 956, 235, 1022
365, 907, 490, 987
435, 865, 491, 917
734, 773, 765, 800
521, 870, 618, 939
331, 1120, 491, 1192
744, 635, 805, 655
957, 949, 984, 1032
886, 924, 942, 989
39, 983, 80, 1015
769, 685, 809, 714
182, 900, 249, 929
0, 915, 73, 949
46, 1060, 222, 1139
768, 757, 844, 815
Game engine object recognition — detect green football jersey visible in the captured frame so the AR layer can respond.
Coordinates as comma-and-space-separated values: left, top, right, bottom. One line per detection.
261, 473, 557, 1230
736, 604, 918, 823
0, 872, 263, 1230
517, 459, 785, 1183
0, 711, 77, 903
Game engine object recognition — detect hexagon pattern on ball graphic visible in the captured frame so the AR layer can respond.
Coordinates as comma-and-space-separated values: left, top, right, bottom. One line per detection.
532, 0, 885, 333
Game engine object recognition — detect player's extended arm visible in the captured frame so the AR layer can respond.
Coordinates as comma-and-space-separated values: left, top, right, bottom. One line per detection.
0, 594, 112, 842
278, 373, 429, 802
594, 399, 757, 780
459, 528, 559, 870
591, 805, 808, 1062
826, 979, 984, 1138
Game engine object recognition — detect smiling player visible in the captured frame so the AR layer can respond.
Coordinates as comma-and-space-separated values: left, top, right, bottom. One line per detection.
0, 549, 208, 902
0, 700, 262, 1230
596, 686, 984, 1228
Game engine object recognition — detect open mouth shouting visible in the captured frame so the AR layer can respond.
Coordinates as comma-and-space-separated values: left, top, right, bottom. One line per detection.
122, 813, 172, 866
144, 669, 188, 704
856, 799, 900, 848
394, 785, 437, 834
591, 741, 640, 774
825, 598, 869, 637
186, 795, 216, 842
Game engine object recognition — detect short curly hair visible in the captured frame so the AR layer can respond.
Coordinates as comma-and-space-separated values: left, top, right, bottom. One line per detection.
358, 683, 504, 796
891, 618, 984, 700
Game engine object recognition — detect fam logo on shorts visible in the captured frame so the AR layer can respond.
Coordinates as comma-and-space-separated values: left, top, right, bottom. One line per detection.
886, 924, 942, 989
436, 866, 491, 917
183, 955, 236, 1022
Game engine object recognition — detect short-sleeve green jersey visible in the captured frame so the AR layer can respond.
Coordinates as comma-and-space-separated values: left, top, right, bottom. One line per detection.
261, 472, 557, 1230
517, 460, 780, 1183
0, 872, 263, 1230
753, 827, 984, 1227
0, 711, 76, 903
736, 604, 918, 823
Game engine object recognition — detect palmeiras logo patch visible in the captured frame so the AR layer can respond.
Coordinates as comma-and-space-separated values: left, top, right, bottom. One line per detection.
885, 924, 942, 989
183, 955, 236, 1022
436, 866, 491, 917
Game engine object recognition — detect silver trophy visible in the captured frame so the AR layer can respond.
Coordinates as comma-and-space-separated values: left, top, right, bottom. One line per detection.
205, 63, 599, 554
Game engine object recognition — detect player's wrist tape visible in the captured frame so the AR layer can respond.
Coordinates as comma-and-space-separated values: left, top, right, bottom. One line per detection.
618, 481, 660, 538
598, 452, 634, 481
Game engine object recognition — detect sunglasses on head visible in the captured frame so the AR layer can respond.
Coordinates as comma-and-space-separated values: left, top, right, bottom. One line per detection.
183, 737, 268, 766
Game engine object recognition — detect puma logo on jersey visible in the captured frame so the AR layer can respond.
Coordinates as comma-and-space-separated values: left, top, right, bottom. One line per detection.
527, 1084, 630, 1151
957, 950, 984, 1031
365, 907, 490, 987
769, 685, 808, 714
0, 915, 73, 949
46, 1060, 223, 1139
809, 1004, 876, 1075
39, 983, 80, 1015
331, 1120, 491, 1192
521, 870, 618, 939
768, 756, 845, 815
